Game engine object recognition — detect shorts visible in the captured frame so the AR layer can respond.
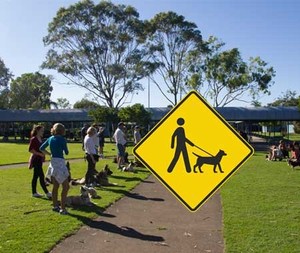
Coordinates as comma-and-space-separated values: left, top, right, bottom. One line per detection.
117, 143, 125, 157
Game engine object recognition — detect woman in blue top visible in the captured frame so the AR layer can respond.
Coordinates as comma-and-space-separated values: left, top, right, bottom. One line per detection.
40, 123, 69, 215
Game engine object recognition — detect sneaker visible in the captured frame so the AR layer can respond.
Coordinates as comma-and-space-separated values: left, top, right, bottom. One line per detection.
59, 209, 69, 215
46, 192, 52, 199
52, 206, 60, 212
32, 193, 43, 198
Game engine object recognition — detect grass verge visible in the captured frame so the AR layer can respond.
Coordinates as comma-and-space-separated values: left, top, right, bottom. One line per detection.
0, 159, 149, 253
0, 142, 122, 165
221, 152, 300, 252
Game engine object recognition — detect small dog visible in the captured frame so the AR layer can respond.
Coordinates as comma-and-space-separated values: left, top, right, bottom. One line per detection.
65, 186, 93, 207
288, 159, 300, 168
193, 150, 227, 173
122, 162, 135, 172
70, 165, 114, 187
81, 185, 100, 199
95, 165, 114, 186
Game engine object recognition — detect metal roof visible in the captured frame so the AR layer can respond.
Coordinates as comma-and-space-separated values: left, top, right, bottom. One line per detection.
0, 106, 299, 123
215, 106, 300, 121
0, 109, 92, 122
148, 106, 300, 122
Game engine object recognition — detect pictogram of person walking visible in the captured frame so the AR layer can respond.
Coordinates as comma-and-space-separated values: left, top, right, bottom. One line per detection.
167, 118, 194, 173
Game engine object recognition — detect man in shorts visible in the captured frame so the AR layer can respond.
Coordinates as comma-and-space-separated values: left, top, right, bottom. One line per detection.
113, 122, 127, 170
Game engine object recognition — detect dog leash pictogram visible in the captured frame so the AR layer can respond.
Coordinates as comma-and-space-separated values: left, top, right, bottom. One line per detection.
167, 117, 227, 174
193, 144, 213, 157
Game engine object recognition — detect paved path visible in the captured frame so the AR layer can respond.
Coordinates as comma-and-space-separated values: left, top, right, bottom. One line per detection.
50, 175, 224, 253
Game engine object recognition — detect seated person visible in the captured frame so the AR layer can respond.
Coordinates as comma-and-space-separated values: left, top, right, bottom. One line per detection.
267, 145, 282, 161
278, 140, 289, 159
288, 142, 300, 168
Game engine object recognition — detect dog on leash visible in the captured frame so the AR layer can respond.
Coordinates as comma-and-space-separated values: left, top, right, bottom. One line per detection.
193, 150, 227, 173
65, 186, 93, 207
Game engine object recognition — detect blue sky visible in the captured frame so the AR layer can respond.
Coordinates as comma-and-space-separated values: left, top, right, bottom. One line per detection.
0, 0, 299, 107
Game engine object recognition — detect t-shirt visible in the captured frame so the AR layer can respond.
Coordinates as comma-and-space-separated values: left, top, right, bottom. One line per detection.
40, 135, 69, 159
84, 135, 97, 155
28, 136, 44, 165
113, 128, 126, 145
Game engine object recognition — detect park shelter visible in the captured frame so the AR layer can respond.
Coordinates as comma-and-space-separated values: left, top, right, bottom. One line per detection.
148, 106, 300, 138
0, 109, 91, 140
0, 106, 299, 140
148, 106, 300, 122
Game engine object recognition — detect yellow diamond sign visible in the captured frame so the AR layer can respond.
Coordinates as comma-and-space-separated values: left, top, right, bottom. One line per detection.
133, 90, 254, 212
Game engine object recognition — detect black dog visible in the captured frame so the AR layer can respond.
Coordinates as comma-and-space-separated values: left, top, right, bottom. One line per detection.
193, 150, 227, 173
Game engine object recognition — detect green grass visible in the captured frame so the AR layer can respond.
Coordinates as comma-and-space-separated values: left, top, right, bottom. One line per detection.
0, 159, 149, 253
2, 143, 300, 252
0, 142, 124, 165
221, 152, 300, 253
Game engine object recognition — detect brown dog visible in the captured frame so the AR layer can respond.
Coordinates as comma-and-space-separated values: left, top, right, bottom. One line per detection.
193, 150, 227, 173
70, 164, 114, 187
95, 165, 114, 186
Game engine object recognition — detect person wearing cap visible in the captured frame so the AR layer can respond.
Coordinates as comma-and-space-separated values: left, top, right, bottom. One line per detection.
113, 122, 127, 169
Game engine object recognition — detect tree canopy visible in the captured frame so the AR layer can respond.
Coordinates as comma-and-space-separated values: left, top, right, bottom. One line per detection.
0, 57, 12, 89
188, 36, 276, 107
42, 0, 153, 109
41, 1, 277, 108
146, 11, 205, 105
267, 90, 300, 107
73, 98, 99, 109
118, 103, 151, 127
9, 72, 53, 109
0, 58, 13, 109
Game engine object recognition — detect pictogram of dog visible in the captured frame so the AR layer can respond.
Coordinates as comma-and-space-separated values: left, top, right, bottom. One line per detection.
193, 150, 227, 173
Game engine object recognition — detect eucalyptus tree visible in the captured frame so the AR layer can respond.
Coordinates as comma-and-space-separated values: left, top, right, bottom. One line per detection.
42, 0, 153, 109
189, 36, 276, 107
146, 11, 205, 106
267, 90, 299, 107
0, 57, 12, 88
0, 58, 13, 108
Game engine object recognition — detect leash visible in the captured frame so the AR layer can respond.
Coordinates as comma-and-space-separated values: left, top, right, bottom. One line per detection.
194, 144, 214, 157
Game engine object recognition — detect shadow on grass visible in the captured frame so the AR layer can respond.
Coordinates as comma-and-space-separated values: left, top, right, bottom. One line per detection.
68, 203, 113, 217
110, 175, 143, 182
